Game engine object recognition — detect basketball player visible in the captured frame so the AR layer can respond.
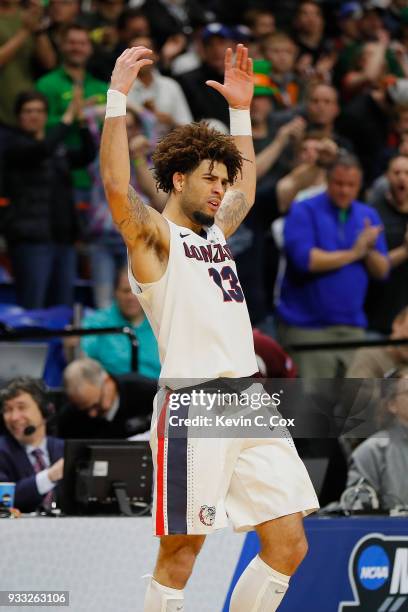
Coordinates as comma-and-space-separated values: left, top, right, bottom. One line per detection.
100, 44, 319, 612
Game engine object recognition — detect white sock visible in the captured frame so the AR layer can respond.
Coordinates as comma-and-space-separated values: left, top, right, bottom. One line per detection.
230, 555, 290, 612
143, 577, 184, 612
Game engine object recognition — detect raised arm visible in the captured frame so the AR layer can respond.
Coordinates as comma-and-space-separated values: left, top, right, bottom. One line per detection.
206, 45, 255, 238
100, 47, 169, 282
257, 117, 306, 182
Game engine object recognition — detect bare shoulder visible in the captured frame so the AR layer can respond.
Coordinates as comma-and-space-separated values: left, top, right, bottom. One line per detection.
215, 189, 251, 239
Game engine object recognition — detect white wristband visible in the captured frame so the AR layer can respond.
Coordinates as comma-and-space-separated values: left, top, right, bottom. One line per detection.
105, 89, 127, 118
229, 108, 252, 136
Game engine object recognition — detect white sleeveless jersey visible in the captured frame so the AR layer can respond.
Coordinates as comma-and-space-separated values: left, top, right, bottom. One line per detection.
128, 218, 258, 383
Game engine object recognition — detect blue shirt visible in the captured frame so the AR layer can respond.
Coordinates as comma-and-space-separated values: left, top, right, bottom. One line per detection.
81, 301, 161, 378
277, 191, 388, 328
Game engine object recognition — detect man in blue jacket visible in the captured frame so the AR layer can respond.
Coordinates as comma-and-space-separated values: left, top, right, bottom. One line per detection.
0, 378, 64, 513
277, 153, 390, 377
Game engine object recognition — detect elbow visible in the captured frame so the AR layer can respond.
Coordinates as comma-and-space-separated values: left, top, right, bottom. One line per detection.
277, 194, 292, 215
372, 271, 387, 281
100, 161, 127, 197
306, 248, 318, 273
100, 166, 119, 191
44, 58, 57, 71
102, 179, 127, 203
287, 248, 312, 274
276, 183, 288, 214
372, 260, 390, 280
378, 265, 390, 280
380, 256, 391, 279
36, 52, 57, 72
256, 164, 267, 181
101, 176, 115, 194
276, 176, 298, 214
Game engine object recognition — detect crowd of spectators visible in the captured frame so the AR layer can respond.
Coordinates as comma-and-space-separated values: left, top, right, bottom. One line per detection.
1, 0, 408, 514
1, 0, 408, 329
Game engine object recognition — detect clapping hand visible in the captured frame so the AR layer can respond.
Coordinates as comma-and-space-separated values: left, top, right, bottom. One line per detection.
353, 218, 383, 258
62, 85, 85, 124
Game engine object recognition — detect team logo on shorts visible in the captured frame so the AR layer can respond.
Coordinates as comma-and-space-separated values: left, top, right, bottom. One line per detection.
199, 505, 216, 526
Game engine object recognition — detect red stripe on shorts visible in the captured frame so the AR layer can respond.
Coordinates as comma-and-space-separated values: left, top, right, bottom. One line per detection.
156, 391, 171, 536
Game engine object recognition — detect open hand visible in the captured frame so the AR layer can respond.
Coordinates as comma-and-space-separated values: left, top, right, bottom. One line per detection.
110, 46, 153, 96
206, 44, 254, 110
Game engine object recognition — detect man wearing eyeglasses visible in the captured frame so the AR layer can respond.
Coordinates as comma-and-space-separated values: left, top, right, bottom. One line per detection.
58, 357, 156, 439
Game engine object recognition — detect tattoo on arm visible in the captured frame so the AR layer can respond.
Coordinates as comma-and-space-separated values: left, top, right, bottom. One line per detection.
216, 190, 250, 236
114, 185, 150, 244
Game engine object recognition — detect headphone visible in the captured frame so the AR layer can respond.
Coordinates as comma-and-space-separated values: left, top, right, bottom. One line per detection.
21, 379, 54, 419
0, 378, 55, 430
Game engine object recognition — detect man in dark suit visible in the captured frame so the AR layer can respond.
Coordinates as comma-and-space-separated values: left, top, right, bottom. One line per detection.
0, 378, 64, 513
59, 358, 156, 439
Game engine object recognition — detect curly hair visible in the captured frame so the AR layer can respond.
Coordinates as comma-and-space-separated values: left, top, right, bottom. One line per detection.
152, 122, 243, 193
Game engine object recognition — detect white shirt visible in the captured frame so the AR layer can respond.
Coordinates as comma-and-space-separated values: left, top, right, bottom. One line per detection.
128, 70, 193, 126
128, 219, 258, 385
25, 438, 54, 495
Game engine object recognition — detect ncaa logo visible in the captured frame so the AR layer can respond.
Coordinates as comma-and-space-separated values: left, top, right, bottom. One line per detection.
357, 545, 390, 590
339, 534, 408, 611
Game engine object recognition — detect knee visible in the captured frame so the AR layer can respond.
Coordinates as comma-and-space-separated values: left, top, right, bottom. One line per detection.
157, 541, 201, 587
291, 533, 308, 567
261, 532, 308, 575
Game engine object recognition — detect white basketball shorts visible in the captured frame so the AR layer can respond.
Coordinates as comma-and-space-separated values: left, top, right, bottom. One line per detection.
150, 385, 319, 536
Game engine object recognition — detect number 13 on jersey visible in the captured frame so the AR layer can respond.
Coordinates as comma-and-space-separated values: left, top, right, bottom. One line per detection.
208, 265, 244, 303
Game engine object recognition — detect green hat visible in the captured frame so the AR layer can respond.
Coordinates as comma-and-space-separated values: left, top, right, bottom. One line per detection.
253, 59, 276, 96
